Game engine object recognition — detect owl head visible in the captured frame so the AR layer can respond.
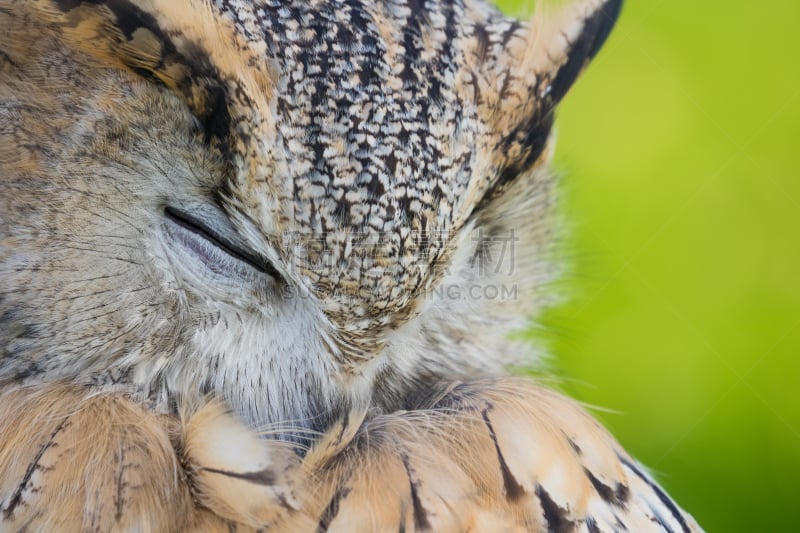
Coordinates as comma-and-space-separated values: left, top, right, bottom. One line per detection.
0, 0, 620, 429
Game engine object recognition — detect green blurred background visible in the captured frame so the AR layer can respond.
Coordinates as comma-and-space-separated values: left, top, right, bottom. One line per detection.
497, 0, 800, 531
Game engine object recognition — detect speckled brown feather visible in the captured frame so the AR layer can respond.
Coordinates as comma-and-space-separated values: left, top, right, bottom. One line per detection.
0, 384, 194, 531
0, 380, 702, 531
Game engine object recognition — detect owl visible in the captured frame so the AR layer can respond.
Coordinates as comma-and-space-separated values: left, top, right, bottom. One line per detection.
0, 0, 703, 531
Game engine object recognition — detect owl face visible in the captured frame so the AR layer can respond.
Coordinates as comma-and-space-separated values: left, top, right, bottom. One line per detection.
0, 0, 621, 429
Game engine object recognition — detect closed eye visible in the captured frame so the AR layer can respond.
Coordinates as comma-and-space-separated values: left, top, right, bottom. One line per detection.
163, 206, 280, 279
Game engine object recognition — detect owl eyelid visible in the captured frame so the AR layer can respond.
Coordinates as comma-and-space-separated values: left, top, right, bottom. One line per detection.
163, 206, 281, 278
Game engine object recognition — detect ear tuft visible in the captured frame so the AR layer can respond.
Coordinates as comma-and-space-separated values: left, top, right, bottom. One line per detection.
30, 0, 275, 151
466, 0, 622, 220
538, 0, 623, 105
